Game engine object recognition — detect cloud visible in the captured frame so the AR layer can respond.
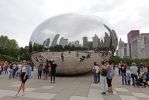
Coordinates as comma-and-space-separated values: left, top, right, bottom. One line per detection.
0, 0, 149, 46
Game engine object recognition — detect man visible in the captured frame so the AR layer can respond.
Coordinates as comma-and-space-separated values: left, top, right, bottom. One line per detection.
50, 60, 57, 83
130, 63, 138, 86
61, 52, 64, 62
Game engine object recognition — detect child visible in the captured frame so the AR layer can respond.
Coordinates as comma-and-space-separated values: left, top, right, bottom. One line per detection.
126, 69, 131, 85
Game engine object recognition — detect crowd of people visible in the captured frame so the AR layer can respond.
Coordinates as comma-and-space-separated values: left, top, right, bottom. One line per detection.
92, 60, 149, 95
118, 62, 149, 87
0, 61, 32, 80
37, 60, 57, 83
93, 60, 115, 95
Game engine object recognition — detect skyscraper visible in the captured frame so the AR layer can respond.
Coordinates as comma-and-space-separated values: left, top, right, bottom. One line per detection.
127, 30, 140, 44
51, 34, 60, 47
83, 36, 88, 48
59, 37, 68, 47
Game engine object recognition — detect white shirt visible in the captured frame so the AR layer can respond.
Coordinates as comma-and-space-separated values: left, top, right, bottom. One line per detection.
22, 66, 26, 73
93, 65, 100, 73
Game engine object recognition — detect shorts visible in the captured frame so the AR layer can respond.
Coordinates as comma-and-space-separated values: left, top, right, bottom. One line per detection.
21, 72, 28, 83
107, 78, 112, 87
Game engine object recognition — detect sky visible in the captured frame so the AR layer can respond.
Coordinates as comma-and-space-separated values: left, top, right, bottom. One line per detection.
0, 0, 149, 47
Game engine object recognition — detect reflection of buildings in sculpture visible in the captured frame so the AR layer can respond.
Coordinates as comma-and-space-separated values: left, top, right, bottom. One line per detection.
43, 38, 50, 48
88, 41, 93, 49
59, 37, 68, 47
74, 40, 80, 47
51, 34, 60, 47
83, 36, 88, 48
131, 33, 149, 59
69, 41, 75, 46
104, 32, 110, 48
111, 30, 118, 50
69, 40, 80, 47
93, 34, 99, 48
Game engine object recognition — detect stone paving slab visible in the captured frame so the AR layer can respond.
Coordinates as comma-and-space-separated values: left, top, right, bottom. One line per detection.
0, 69, 149, 100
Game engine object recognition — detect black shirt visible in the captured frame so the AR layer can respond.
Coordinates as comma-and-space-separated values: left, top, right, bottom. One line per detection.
51, 64, 57, 72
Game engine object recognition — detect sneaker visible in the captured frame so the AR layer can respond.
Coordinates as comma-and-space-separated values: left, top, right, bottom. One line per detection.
21, 92, 25, 96
101, 92, 106, 95
15, 93, 18, 97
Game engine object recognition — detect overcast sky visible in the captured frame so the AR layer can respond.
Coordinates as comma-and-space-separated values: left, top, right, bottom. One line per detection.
0, 0, 149, 47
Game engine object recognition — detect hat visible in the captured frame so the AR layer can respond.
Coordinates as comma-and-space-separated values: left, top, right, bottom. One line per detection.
132, 62, 136, 65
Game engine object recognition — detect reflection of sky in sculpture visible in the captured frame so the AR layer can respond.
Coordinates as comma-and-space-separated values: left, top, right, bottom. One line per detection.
30, 13, 117, 49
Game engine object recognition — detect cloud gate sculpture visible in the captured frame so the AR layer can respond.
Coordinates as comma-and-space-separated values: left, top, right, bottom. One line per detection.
30, 13, 118, 75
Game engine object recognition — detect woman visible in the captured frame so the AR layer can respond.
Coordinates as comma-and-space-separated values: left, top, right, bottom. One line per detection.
38, 63, 43, 79
93, 62, 100, 83
15, 61, 28, 97
44, 60, 49, 80
100, 61, 108, 95
107, 61, 115, 94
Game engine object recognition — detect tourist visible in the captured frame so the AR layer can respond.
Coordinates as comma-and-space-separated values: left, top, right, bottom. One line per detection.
26, 62, 32, 79
93, 62, 100, 83
50, 60, 57, 83
118, 62, 121, 75
0, 65, 2, 75
126, 68, 131, 86
3, 61, 8, 74
16, 62, 22, 80
130, 63, 138, 86
15, 61, 29, 97
107, 61, 115, 94
8, 64, 13, 80
38, 63, 43, 79
44, 60, 49, 80
100, 61, 108, 95
121, 63, 127, 85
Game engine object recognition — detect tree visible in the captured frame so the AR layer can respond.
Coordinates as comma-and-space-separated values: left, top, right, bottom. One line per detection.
29, 41, 33, 53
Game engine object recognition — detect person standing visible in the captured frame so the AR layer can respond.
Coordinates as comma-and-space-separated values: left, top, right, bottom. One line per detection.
50, 60, 57, 83
93, 62, 100, 83
130, 63, 138, 87
44, 60, 49, 80
15, 61, 28, 97
38, 63, 43, 79
100, 61, 108, 95
107, 61, 115, 94
121, 63, 127, 85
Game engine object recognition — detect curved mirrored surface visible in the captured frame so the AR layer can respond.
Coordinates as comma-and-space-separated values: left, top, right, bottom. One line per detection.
30, 13, 118, 52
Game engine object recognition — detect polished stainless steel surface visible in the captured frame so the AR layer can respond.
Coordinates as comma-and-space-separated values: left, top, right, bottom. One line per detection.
30, 13, 118, 52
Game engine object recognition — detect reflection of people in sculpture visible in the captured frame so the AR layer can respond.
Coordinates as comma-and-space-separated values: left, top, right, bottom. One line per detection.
76, 51, 79, 57
87, 53, 90, 59
61, 52, 64, 62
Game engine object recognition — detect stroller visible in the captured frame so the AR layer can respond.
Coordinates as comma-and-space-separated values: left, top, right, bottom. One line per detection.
138, 72, 149, 87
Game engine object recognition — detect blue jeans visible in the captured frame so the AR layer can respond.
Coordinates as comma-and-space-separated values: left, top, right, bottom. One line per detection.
94, 73, 98, 83
121, 73, 126, 85
100, 76, 107, 92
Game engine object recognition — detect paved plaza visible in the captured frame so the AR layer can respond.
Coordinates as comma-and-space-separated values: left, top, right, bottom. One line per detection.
0, 69, 149, 100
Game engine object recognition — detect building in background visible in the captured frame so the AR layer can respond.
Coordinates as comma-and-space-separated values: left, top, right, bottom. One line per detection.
127, 30, 140, 44
117, 38, 130, 58
131, 33, 149, 59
